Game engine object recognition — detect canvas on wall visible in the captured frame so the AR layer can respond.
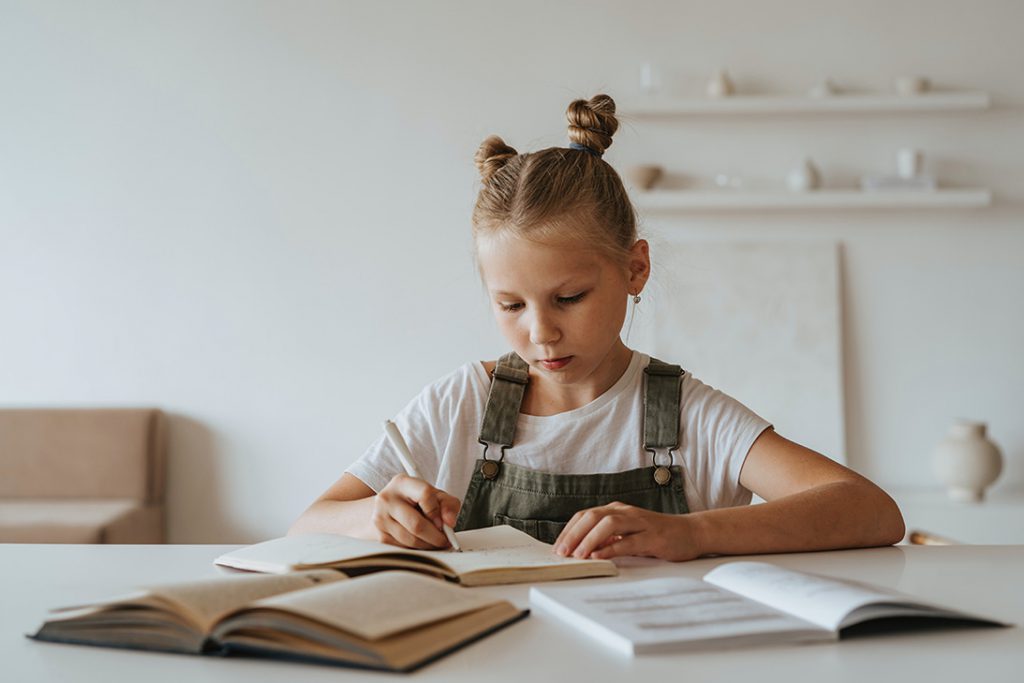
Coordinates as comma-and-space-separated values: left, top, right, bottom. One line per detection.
646, 241, 845, 464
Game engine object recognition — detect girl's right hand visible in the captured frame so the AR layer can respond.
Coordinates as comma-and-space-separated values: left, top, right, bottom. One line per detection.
371, 474, 462, 549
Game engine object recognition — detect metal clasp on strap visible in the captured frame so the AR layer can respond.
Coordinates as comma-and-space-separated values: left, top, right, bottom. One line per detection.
646, 447, 675, 486
478, 441, 508, 480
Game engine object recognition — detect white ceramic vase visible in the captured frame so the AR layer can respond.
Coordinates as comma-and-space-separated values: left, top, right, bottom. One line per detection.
896, 148, 923, 179
931, 420, 1003, 502
706, 70, 735, 98
808, 79, 838, 98
786, 158, 821, 191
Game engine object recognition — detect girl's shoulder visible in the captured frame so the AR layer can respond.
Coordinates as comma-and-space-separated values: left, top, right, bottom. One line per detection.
415, 361, 492, 402
401, 362, 492, 424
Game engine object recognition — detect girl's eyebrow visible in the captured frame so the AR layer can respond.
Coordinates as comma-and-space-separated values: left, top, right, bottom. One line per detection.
492, 273, 597, 298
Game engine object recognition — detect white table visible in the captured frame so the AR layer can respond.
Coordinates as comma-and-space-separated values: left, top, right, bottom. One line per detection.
2, 543, 1021, 682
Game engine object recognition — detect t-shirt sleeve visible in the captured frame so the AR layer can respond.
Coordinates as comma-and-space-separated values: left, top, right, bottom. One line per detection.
344, 376, 455, 493
680, 373, 772, 510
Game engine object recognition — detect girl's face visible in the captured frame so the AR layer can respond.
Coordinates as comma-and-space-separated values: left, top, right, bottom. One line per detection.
477, 232, 649, 391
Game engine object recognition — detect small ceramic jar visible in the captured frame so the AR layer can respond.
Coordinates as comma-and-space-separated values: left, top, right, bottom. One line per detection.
786, 158, 821, 192
932, 420, 1003, 502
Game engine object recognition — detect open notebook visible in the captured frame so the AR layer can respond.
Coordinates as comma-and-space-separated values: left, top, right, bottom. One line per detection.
214, 525, 617, 587
31, 569, 526, 672
530, 560, 1008, 655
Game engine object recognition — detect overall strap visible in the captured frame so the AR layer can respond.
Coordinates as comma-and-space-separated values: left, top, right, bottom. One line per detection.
478, 351, 530, 448
643, 357, 684, 452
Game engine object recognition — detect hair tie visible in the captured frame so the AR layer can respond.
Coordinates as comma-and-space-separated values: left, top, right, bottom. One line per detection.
569, 142, 603, 158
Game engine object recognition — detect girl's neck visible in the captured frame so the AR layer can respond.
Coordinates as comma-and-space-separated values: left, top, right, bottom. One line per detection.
520, 341, 634, 417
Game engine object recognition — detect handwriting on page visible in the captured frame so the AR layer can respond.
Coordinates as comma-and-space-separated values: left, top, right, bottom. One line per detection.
437, 544, 583, 572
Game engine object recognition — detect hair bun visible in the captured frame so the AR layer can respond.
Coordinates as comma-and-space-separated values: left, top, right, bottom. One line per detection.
475, 135, 518, 184
566, 94, 619, 156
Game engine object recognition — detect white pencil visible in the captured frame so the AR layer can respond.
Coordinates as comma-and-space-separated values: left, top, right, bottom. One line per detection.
383, 419, 462, 551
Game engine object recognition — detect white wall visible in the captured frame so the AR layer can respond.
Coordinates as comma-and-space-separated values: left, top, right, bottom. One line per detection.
1, 0, 1021, 542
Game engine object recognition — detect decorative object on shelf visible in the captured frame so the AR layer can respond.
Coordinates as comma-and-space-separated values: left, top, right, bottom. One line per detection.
625, 164, 664, 190
785, 158, 821, 191
706, 69, 735, 98
896, 148, 923, 179
807, 79, 839, 98
861, 148, 936, 191
895, 75, 932, 96
639, 62, 662, 95
931, 420, 1003, 503
713, 170, 744, 190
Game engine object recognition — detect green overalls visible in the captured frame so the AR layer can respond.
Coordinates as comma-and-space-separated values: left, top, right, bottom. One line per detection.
453, 352, 690, 544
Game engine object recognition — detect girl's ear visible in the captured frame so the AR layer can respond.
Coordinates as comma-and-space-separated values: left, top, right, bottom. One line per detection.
627, 239, 651, 294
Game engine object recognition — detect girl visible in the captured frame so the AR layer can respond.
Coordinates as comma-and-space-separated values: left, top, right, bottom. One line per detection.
291, 94, 905, 561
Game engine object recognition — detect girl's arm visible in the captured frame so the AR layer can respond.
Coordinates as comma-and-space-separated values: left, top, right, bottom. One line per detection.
554, 429, 906, 561
288, 472, 461, 549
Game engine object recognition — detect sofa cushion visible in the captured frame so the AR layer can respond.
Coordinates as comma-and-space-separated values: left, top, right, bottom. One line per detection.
0, 409, 165, 502
0, 499, 144, 543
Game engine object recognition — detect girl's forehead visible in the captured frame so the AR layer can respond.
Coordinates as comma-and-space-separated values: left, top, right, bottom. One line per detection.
477, 233, 602, 264
477, 234, 610, 290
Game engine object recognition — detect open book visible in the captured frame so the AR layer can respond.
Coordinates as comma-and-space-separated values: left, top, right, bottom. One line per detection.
31, 569, 526, 672
214, 525, 617, 587
529, 560, 1008, 655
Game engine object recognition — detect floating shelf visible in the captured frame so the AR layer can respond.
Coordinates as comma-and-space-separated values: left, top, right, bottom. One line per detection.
634, 189, 993, 211
623, 91, 991, 116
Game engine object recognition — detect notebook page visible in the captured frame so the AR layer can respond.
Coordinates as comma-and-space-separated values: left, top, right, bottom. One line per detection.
250, 571, 503, 640
530, 577, 827, 654
703, 561, 906, 631
215, 525, 609, 577
215, 534, 409, 572
448, 525, 543, 550
408, 525, 612, 575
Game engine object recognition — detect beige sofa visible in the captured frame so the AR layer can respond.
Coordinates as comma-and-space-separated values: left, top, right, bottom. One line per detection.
0, 409, 166, 543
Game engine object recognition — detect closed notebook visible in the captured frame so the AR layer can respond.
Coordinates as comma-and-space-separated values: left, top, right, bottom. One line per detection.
529, 560, 1008, 655
214, 524, 617, 586
31, 570, 526, 672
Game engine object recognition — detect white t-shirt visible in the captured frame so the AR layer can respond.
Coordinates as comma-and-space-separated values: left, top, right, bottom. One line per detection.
346, 352, 771, 513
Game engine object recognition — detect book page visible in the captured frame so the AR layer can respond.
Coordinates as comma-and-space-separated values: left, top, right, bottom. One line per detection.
703, 561, 916, 631
530, 577, 829, 654
247, 571, 504, 640
43, 570, 345, 634
148, 569, 346, 631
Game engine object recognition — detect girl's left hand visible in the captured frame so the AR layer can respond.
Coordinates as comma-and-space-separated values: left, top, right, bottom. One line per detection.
553, 502, 702, 562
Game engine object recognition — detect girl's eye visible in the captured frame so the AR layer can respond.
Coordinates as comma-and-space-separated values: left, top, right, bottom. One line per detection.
557, 292, 587, 305
499, 302, 524, 313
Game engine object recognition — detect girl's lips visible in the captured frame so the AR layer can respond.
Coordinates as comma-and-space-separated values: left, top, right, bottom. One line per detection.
539, 356, 573, 370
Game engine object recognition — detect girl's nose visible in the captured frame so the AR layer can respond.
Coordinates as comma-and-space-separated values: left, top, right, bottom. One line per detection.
529, 312, 561, 346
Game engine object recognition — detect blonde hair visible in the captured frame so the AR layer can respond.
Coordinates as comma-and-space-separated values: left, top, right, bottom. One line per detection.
471, 94, 637, 266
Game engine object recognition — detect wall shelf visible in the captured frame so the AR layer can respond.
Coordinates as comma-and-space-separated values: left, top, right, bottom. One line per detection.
892, 487, 1024, 545
623, 91, 990, 116
634, 189, 993, 211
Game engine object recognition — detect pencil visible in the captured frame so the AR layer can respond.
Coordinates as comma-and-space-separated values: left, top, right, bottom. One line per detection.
383, 419, 462, 551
